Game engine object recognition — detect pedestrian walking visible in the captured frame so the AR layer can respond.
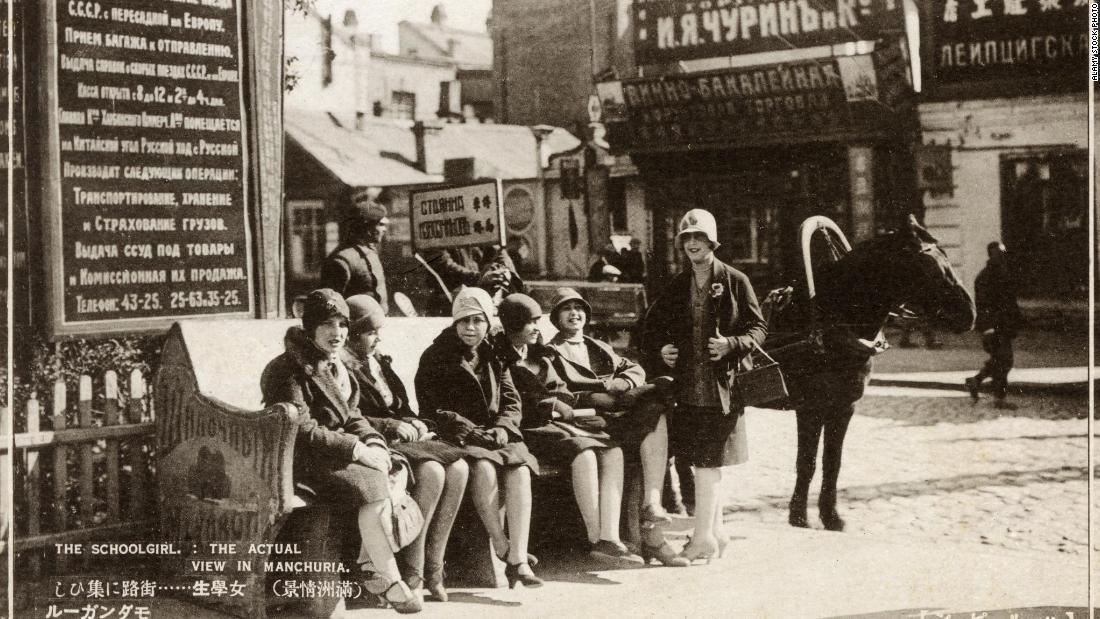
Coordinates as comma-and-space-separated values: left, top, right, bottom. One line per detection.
321, 190, 391, 313
966, 241, 1023, 409
642, 208, 767, 564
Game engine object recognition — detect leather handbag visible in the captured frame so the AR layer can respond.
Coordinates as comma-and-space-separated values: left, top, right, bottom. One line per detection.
731, 343, 789, 408
382, 456, 425, 552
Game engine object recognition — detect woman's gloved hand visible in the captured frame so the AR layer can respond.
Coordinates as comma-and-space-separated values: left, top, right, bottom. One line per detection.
660, 344, 679, 368
354, 442, 391, 472
551, 399, 575, 420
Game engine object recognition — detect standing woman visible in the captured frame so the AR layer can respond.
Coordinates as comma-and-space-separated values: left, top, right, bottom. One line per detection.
342, 295, 469, 602
260, 289, 421, 613
492, 294, 633, 560
414, 287, 543, 588
643, 209, 767, 562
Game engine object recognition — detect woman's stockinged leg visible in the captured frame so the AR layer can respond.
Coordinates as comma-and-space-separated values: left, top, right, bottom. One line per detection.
597, 447, 625, 544
425, 459, 468, 576
503, 466, 533, 564
571, 450, 601, 545
640, 414, 669, 509
468, 459, 509, 554
400, 461, 445, 586
691, 467, 722, 547
356, 499, 403, 584
712, 467, 726, 540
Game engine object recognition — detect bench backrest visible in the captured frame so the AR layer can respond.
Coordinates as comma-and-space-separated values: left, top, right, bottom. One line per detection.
171, 317, 516, 412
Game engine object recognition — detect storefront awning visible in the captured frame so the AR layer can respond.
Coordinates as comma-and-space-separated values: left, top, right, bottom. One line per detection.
285, 109, 444, 187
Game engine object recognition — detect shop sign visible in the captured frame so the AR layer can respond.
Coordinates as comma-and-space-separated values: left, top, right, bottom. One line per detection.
41, 0, 254, 337
409, 180, 505, 251
633, 0, 905, 65
599, 54, 908, 153
929, 0, 1087, 86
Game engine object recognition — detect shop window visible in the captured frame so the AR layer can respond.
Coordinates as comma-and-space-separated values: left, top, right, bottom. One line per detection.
1000, 150, 1087, 298
696, 180, 776, 265
390, 91, 416, 120
608, 177, 627, 232
287, 200, 337, 279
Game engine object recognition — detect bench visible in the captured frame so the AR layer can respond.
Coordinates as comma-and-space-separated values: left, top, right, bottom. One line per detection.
154, 315, 644, 618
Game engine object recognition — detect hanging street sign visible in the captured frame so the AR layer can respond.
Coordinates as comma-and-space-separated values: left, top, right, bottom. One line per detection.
409, 180, 506, 251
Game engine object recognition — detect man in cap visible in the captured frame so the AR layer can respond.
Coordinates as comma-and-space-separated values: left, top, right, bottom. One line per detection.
966, 241, 1023, 410
321, 188, 391, 313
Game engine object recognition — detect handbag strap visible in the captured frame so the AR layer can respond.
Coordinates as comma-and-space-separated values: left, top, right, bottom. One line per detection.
751, 341, 778, 366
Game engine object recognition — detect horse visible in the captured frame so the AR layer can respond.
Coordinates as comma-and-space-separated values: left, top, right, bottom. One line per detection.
763, 215, 975, 531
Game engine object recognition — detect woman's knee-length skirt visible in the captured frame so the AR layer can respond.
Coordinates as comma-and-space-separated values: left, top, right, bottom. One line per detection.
389, 439, 466, 466
521, 422, 616, 472
668, 405, 748, 468
463, 441, 540, 475
299, 460, 391, 506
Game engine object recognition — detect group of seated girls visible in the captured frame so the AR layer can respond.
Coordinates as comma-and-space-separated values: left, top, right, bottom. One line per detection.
260, 285, 699, 614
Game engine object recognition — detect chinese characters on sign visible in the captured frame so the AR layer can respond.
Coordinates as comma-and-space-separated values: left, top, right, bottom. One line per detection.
930, 0, 1087, 84
600, 55, 908, 153
409, 181, 506, 251
50, 0, 253, 332
632, 0, 905, 64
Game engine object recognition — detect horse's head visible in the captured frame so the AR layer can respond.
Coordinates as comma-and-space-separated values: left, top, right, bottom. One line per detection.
881, 215, 975, 333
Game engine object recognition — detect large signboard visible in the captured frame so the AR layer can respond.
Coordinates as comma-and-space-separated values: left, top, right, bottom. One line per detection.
598, 52, 911, 153
928, 0, 1087, 88
409, 180, 505, 252
633, 0, 905, 65
42, 0, 254, 336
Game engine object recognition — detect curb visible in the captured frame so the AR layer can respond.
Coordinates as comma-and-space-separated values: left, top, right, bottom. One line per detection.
868, 377, 1089, 397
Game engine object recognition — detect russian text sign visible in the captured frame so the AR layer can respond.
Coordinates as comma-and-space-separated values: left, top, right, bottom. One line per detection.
632, 0, 905, 65
42, 0, 254, 336
929, 0, 1087, 87
600, 54, 909, 153
410, 180, 505, 252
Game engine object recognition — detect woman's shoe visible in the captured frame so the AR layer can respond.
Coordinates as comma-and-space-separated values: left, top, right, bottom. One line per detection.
715, 534, 730, 558
678, 539, 719, 565
504, 562, 544, 589
423, 566, 448, 603
383, 581, 423, 614
641, 504, 673, 527
495, 542, 538, 567
639, 540, 690, 567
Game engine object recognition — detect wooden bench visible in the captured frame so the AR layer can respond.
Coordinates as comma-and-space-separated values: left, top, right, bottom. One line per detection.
154, 315, 643, 618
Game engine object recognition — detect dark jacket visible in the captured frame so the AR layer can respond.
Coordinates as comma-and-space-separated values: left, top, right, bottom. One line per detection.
642, 259, 767, 413
260, 327, 388, 502
414, 327, 524, 445
321, 244, 389, 313
974, 262, 1022, 335
341, 348, 416, 438
491, 333, 577, 428
546, 333, 645, 405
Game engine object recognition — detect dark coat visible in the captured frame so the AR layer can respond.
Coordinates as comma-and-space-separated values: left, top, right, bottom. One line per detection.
342, 348, 466, 465
492, 334, 614, 469
974, 262, 1022, 336
321, 243, 389, 313
414, 327, 537, 472
642, 259, 767, 414
260, 327, 389, 505
546, 334, 645, 402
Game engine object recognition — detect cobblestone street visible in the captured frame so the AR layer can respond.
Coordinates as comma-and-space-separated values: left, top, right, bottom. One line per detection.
711, 386, 1088, 556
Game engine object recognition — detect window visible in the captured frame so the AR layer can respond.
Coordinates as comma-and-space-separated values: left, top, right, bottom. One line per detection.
1000, 150, 1087, 298
390, 91, 416, 120
287, 200, 337, 279
696, 180, 776, 264
608, 177, 627, 232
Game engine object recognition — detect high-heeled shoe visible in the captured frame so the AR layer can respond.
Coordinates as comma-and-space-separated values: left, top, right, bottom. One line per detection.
504, 562, 544, 589
423, 565, 448, 603
678, 538, 719, 564
382, 581, 423, 614
495, 542, 538, 567
639, 540, 690, 567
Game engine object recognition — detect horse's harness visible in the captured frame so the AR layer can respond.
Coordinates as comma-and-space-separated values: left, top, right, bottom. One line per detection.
762, 217, 891, 361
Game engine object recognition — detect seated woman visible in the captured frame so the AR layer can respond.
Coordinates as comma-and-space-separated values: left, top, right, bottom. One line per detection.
546, 288, 687, 567
341, 295, 469, 603
260, 289, 421, 614
414, 287, 543, 588
492, 293, 634, 560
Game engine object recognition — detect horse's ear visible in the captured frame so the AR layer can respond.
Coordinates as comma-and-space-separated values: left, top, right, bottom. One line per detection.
904, 213, 939, 243
906, 214, 921, 230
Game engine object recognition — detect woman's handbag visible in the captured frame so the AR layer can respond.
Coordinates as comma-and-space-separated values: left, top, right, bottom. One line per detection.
731, 343, 789, 408
382, 456, 425, 552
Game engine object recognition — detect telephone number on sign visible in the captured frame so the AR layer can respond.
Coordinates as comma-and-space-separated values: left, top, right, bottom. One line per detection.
170, 289, 241, 309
